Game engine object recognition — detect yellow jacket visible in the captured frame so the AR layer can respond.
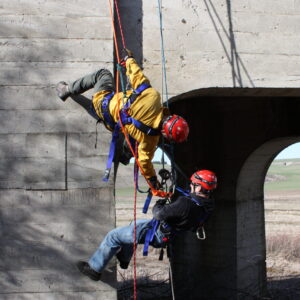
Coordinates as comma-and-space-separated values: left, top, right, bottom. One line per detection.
92, 58, 167, 179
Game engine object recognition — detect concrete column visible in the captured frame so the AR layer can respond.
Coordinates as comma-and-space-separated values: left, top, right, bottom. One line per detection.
0, 1, 117, 298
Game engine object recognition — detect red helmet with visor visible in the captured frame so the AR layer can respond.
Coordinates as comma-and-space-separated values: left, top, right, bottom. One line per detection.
190, 170, 217, 191
161, 115, 189, 143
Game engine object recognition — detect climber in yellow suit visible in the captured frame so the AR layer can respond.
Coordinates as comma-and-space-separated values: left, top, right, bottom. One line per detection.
56, 49, 189, 186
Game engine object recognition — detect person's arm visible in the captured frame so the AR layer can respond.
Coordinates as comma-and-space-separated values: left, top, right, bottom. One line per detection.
152, 197, 186, 221
126, 58, 150, 90
137, 138, 156, 179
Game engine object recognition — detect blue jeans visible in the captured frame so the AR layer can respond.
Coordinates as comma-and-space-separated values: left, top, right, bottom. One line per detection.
88, 219, 164, 273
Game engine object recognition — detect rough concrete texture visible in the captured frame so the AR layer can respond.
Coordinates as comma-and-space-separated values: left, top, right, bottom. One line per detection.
0, 1, 116, 299
2, 0, 300, 299
142, 0, 300, 97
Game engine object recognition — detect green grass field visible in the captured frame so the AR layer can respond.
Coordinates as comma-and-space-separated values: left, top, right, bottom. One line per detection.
116, 159, 300, 196
264, 159, 300, 191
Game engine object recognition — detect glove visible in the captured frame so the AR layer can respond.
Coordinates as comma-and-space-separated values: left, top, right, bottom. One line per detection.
119, 59, 126, 68
119, 49, 134, 68
121, 48, 134, 63
155, 199, 167, 206
149, 176, 162, 190
123, 48, 133, 58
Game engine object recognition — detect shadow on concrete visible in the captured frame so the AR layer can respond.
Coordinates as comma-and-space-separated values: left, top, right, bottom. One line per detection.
113, 0, 143, 92
117, 277, 172, 300
267, 276, 300, 300
0, 11, 116, 297
0, 191, 114, 293
203, 0, 255, 87
168, 89, 300, 299
115, 0, 143, 65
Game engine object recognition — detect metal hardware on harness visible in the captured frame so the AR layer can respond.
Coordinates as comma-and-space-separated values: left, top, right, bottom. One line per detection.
196, 226, 206, 240
158, 168, 174, 194
159, 168, 171, 181
103, 168, 111, 181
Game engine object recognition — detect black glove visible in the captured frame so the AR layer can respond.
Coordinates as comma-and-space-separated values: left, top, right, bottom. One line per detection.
123, 48, 133, 58
149, 176, 162, 190
155, 199, 167, 206
121, 48, 134, 62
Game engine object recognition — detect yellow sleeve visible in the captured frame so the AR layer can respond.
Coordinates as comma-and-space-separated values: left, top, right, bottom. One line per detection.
137, 136, 159, 179
126, 58, 150, 90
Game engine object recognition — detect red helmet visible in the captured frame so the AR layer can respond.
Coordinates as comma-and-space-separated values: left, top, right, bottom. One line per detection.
161, 115, 189, 143
190, 170, 217, 191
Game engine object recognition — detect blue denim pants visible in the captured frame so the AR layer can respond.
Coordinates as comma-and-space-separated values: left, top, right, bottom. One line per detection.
88, 219, 164, 273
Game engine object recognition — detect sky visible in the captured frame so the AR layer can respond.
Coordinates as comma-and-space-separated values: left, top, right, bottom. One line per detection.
275, 142, 300, 160
152, 142, 300, 163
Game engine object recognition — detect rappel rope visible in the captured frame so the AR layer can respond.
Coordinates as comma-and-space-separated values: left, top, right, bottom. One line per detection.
157, 1, 176, 299
107, 1, 139, 298
108, 0, 176, 299
109, 0, 172, 200
157, 0, 177, 195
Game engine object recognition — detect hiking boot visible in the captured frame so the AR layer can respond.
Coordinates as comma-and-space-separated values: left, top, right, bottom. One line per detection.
56, 81, 71, 101
116, 253, 130, 270
76, 261, 102, 281
119, 260, 130, 270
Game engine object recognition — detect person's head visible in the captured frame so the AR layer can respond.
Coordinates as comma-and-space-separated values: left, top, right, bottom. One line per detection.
161, 115, 189, 143
190, 170, 217, 197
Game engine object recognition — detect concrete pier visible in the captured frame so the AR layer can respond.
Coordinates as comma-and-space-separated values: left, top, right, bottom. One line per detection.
1, 0, 300, 299
0, 1, 116, 299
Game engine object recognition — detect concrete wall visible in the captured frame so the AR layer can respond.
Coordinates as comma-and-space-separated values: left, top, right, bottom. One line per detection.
0, 1, 116, 299
142, 0, 300, 96
2, 0, 300, 299
134, 1, 300, 299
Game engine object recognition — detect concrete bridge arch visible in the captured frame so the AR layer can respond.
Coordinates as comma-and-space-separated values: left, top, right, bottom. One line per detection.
167, 88, 300, 299
2, 0, 300, 299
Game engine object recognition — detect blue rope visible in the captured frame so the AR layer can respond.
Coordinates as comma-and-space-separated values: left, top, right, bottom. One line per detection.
157, 0, 169, 107
157, 0, 176, 187
157, 0, 169, 173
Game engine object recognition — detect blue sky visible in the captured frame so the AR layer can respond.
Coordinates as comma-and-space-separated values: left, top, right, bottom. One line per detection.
275, 142, 300, 159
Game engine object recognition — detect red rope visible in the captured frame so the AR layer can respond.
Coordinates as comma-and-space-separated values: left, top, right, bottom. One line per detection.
106, 1, 173, 296
133, 144, 139, 299
114, 0, 126, 49
108, 1, 137, 299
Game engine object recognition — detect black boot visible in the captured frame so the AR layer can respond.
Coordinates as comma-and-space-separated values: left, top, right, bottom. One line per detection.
56, 81, 71, 101
76, 261, 102, 281
116, 253, 130, 270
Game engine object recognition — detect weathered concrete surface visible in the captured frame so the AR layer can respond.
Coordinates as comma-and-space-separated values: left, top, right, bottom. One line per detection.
0, 0, 116, 299
142, 0, 300, 96
2, 0, 300, 299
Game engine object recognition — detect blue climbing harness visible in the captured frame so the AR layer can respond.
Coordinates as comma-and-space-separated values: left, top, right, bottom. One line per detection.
101, 92, 116, 131
142, 189, 213, 256
100, 83, 161, 181
143, 218, 160, 256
